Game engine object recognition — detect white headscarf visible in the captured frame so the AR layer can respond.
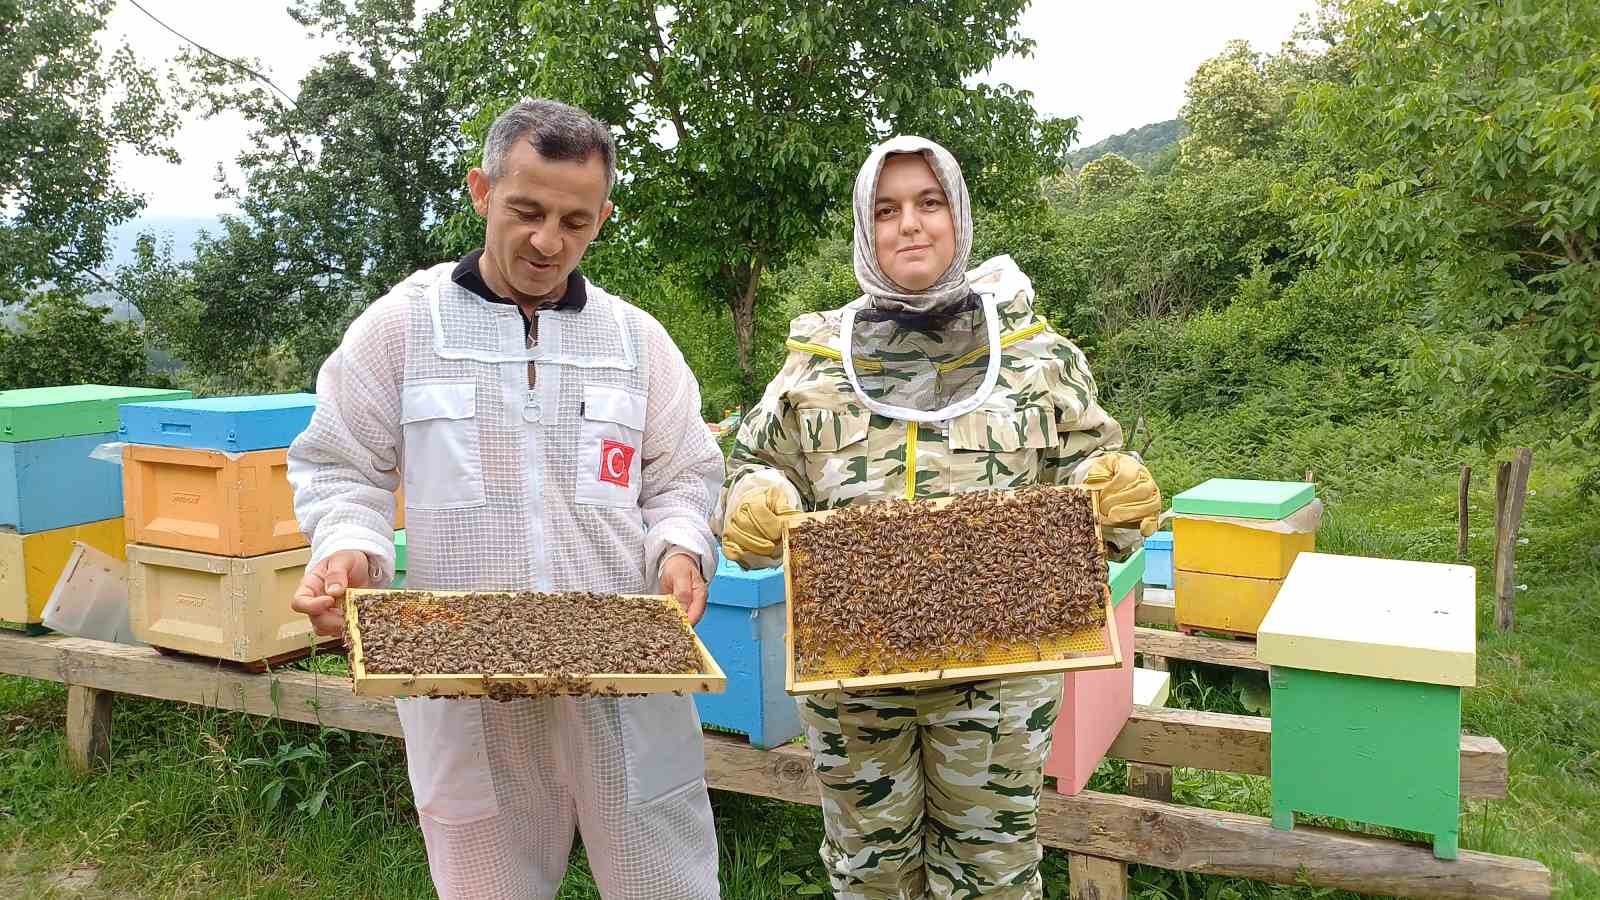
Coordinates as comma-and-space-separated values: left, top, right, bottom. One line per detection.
851, 135, 975, 316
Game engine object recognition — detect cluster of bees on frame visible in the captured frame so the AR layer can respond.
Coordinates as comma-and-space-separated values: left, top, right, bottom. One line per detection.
356, 591, 703, 698
787, 486, 1108, 678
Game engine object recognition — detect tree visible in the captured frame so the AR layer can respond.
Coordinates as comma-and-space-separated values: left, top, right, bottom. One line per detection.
0, 292, 149, 389
499, 1, 1074, 395
1076, 153, 1142, 201
1179, 39, 1283, 161
1, 0, 176, 301
141, 0, 477, 389
1288, 0, 1600, 476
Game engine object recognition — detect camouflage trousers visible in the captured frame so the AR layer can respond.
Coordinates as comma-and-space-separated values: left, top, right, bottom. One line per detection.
795, 674, 1062, 900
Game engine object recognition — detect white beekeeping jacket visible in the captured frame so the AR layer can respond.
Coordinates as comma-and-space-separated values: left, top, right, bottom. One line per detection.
288, 261, 723, 595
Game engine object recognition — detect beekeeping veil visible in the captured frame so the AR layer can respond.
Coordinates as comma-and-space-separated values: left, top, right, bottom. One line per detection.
842, 135, 1003, 423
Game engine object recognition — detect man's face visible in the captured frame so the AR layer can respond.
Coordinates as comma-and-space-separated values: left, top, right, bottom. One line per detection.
467, 139, 613, 304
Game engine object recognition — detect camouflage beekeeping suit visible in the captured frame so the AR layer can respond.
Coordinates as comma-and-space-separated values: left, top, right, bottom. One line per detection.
723, 254, 1126, 537
720, 254, 1126, 899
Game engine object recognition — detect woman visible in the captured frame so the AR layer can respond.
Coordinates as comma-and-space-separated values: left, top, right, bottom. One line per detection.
718, 135, 1160, 898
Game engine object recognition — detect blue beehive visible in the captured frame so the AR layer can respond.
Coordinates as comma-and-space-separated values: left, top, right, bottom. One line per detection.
692, 552, 802, 749
1144, 531, 1173, 588
118, 393, 318, 452
0, 432, 124, 533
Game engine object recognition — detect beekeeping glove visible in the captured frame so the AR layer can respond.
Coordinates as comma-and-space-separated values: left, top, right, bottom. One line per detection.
722, 481, 799, 570
1084, 452, 1162, 537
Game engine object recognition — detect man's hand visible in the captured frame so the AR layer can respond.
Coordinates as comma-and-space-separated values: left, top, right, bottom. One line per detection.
660, 552, 708, 625
291, 550, 372, 638
1083, 452, 1162, 537
722, 484, 795, 569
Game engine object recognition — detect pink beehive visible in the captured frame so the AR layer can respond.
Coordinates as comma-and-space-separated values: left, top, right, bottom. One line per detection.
1045, 549, 1143, 794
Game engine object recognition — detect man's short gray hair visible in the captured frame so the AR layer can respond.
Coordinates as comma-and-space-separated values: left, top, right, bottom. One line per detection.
482, 98, 617, 195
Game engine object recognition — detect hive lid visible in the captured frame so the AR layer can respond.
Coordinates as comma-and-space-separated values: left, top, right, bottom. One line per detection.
1256, 552, 1476, 687
1108, 547, 1145, 607
709, 550, 787, 609
0, 385, 193, 443
1145, 531, 1173, 550
1171, 478, 1315, 520
118, 392, 317, 452
125, 393, 317, 413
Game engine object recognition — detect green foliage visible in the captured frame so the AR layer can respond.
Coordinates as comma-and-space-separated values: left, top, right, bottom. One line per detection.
0, 0, 176, 305
501, 0, 1074, 394
0, 293, 151, 389
133, 0, 470, 390
1075, 153, 1142, 201
987, 153, 1296, 344
1178, 39, 1284, 161
1285, 0, 1600, 460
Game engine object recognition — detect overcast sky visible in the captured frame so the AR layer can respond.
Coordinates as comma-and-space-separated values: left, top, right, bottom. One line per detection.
106, 0, 1318, 219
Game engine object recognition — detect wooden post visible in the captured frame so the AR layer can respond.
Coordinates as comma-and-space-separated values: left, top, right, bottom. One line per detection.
1127, 762, 1174, 802
1494, 450, 1532, 633
1069, 852, 1129, 900
1457, 465, 1472, 561
1305, 468, 1315, 483
65, 684, 113, 771
1493, 462, 1510, 570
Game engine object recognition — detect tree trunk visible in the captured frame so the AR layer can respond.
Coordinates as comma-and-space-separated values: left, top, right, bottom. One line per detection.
725, 254, 766, 401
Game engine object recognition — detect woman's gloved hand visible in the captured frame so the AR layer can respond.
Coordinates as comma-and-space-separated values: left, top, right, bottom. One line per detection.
721, 484, 797, 569
1083, 452, 1162, 537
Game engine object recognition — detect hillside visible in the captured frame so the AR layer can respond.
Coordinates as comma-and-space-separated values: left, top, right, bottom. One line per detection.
1068, 117, 1186, 169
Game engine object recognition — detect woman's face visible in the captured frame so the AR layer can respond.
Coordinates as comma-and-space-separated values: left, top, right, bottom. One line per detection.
872, 154, 956, 292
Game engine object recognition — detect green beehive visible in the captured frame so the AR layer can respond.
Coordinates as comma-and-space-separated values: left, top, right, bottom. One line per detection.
393, 529, 406, 588
1257, 552, 1476, 860
0, 385, 192, 443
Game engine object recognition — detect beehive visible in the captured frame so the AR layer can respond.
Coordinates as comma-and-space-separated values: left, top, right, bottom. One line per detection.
692, 552, 803, 749
0, 432, 125, 534
122, 445, 305, 556
1171, 478, 1317, 637
1045, 547, 1145, 795
0, 518, 127, 630
1258, 552, 1475, 860
1144, 531, 1173, 588
392, 529, 407, 588
126, 543, 330, 664
0, 384, 191, 443
118, 393, 317, 453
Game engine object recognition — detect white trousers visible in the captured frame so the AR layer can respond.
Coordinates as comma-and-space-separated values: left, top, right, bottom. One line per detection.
396, 693, 721, 899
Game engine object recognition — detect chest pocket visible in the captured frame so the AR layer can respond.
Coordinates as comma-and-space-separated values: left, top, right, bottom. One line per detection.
948, 402, 1058, 453
400, 382, 486, 510
575, 384, 647, 508
795, 405, 869, 454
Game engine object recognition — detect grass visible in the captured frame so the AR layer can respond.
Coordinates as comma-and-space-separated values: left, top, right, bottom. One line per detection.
2, 406, 1597, 898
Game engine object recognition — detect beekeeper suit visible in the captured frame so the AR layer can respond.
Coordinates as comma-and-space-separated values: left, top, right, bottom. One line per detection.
719, 136, 1160, 899
287, 99, 723, 899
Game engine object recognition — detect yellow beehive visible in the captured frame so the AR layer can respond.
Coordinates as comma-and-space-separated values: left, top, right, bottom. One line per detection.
1170, 479, 1318, 637
1173, 569, 1287, 636
0, 518, 126, 628
1171, 518, 1315, 581
127, 543, 332, 664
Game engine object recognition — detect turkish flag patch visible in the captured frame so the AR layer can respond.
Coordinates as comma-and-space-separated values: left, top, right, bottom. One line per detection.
599, 439, 635, 487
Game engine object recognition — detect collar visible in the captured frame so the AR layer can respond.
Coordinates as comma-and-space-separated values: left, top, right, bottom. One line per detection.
451, 249, 588, 312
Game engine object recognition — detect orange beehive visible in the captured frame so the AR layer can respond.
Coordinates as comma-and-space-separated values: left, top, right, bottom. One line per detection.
123, 444, 404, 556
123, 445, 305, 556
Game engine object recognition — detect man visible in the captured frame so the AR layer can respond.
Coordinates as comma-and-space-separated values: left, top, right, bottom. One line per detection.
287, 98, 724, 900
